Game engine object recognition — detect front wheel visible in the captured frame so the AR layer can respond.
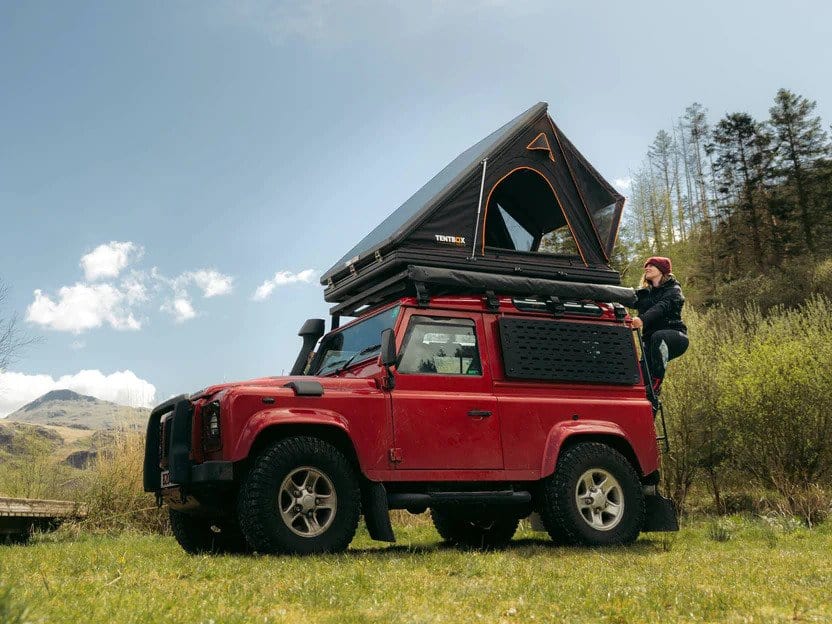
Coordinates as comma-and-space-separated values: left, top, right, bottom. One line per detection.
431, 508, 519, 550
238, 436, 361, 555
540, 442, 644, 546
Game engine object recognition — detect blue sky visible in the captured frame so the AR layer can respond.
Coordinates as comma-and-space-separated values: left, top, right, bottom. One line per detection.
1, 1, 831, 415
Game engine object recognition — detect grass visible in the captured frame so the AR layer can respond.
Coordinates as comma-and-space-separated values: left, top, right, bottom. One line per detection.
2, 516, 831, 624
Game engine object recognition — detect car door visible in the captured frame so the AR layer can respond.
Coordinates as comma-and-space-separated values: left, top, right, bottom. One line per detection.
390, 309, 503, 470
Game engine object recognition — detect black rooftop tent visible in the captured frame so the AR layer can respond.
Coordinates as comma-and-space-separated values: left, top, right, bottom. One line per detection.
321, 103, 627, 316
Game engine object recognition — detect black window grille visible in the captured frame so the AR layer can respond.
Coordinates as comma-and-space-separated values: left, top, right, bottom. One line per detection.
498, 317, 639, 384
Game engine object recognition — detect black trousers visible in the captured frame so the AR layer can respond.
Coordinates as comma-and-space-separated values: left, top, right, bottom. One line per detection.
645, 330, 689, 379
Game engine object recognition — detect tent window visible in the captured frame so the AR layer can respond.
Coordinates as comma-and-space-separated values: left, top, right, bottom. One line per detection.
484, 169, 579, 256
590, 203, 616, 247
497, 204, 534, 252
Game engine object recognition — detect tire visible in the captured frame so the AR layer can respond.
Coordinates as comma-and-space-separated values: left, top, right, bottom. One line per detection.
431, 508, 519, 550
238, 436, 361, 555
540, 442, 644, 547
169, 509, 251, 555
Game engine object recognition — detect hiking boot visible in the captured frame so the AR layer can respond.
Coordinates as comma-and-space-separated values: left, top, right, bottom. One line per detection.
651, 377, 663, 396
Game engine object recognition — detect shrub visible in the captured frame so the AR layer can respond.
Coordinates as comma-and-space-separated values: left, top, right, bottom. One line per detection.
662, 297, 832, 522
661, 306, 740, 512
717, 297, 832, 519
79, 428, 168, 534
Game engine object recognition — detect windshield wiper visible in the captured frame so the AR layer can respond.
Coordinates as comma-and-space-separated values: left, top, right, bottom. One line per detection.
335, 343, 381, 374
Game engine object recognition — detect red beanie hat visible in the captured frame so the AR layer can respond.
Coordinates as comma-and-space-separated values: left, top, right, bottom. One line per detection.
644, 256, 672, 275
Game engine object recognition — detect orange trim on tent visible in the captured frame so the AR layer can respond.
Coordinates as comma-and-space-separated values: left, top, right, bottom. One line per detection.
479, 165, 588, 267
526, 132, 555, 162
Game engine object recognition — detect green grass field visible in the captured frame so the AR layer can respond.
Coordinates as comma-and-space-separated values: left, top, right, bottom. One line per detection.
2, 516, 831, 624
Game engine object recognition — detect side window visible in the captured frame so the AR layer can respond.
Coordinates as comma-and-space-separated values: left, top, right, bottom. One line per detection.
397, 316, 482, 376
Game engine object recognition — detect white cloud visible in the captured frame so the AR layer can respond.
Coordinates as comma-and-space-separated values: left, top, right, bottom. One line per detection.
613, 177, 632, 192
182, 270, 234, 298
26, 283, 142, 334
80, 241, 143, 281
155, 268, 233, 322
161, 298, 196, 323
27, 244, 235, 332
120, 272, 149, 304
70, 340, 86, 350
0, 369, 156, 418
253, 269, 316, 301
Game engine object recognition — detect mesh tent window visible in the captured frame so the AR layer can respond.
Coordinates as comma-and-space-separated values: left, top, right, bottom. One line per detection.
483, 168, 580, 256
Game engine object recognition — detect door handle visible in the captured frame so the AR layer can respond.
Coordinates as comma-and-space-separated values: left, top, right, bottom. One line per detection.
467, 409, 492, 418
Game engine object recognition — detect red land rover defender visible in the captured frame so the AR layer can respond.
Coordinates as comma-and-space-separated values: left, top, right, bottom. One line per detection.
143, 287, 677, 555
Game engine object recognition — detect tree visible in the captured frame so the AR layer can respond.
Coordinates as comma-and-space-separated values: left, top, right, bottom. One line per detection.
768, 89, 831, 254
684, 103, 713, 232
648, 130, 676, 244
711, 112, 773, 271
1, 280, 34, 372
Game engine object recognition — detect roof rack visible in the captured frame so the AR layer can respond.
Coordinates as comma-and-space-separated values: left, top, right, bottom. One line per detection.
329, 264, 636, 318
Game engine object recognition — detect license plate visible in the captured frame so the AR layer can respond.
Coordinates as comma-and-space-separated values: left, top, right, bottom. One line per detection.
160, 470, 173, 488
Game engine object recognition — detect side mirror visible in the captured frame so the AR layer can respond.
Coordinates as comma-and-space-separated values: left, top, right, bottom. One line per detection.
380, 328, 397, 367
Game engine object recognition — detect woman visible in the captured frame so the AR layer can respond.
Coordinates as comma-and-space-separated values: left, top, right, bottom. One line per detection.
631, 256, 688, 396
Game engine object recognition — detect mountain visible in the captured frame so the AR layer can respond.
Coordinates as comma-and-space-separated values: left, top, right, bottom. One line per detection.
5, 389, 149, 430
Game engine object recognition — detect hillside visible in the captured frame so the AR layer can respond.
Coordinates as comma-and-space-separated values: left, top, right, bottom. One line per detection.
4, 389, 149, 430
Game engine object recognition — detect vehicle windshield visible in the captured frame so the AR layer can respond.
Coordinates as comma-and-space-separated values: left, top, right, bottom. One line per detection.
309, 305, 401, 376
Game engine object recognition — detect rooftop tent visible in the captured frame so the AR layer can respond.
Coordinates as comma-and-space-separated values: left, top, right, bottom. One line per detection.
321, 102, 626, 310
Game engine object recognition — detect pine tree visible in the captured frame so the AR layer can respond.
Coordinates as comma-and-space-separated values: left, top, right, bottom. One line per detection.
712, 113, 772, 270
768, 89, 830, 254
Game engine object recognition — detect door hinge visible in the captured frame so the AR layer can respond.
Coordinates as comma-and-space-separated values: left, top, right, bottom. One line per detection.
388, 447, 403, 464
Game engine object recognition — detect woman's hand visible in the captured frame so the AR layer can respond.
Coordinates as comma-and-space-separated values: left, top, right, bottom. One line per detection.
631, 317, 643, 329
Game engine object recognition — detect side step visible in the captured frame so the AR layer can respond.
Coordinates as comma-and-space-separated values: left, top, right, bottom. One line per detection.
388, 490, 532, 509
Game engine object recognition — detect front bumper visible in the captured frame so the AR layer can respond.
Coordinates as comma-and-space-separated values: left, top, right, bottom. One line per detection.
142, 395, 233, 493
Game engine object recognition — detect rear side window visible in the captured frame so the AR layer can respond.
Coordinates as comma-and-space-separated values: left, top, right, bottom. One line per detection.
398, 316, 482, 376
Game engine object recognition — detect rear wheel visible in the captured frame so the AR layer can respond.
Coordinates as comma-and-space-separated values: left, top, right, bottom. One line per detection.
238, 436, 361, 555
169, 509, 250, 554
540, 442, 644, 546
431, 508, 519, 550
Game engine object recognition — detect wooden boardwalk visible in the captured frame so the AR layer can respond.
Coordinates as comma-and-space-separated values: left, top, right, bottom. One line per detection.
0, 497, 87, 543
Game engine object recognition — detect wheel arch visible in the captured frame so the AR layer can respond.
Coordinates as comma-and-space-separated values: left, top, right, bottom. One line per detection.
540, 421, 644, 480
235, 422, 363, 484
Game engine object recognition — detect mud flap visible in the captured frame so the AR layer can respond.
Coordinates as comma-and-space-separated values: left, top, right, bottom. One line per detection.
362, 482, 396, 542
643, 493, 679, 532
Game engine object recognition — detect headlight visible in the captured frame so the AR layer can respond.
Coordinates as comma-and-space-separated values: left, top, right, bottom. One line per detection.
201, 400, 222, 452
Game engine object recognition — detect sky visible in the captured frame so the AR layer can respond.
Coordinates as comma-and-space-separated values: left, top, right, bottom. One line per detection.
1, 1, 831, 416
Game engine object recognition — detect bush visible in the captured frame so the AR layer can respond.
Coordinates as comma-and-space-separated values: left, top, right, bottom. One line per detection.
79, 429, 168, 533
661, 306, 741, 512
663, 296, 832, 523
718, 298, 832, 519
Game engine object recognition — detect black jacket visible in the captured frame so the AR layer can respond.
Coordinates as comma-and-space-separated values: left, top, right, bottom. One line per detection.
635, 277, 687, 339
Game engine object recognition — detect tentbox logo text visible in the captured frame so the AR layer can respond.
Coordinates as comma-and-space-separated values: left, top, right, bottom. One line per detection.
434, 234, 466, 245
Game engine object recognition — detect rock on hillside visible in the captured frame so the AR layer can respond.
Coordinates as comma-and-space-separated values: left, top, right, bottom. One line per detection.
5, 389, 149, 430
